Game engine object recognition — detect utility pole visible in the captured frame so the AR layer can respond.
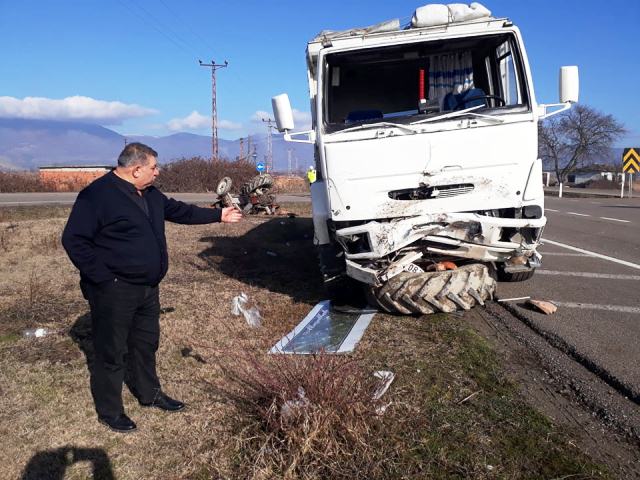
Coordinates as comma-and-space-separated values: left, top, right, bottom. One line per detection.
287, 148, 292, 175
199, 59, 228, 161
262, 117, 275, 173
239, 137, 244, 161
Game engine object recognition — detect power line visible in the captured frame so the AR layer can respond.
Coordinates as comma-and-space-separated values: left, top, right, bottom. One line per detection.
157, 0, 215, 54
115, 0, 195, 55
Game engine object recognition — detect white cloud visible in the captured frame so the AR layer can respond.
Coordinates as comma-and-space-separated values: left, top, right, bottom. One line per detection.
0, 95, 156, 125
167, 111, 209, 131
251, 108, 311, 131
167, 111, 242, 132
218, 119, 242, 130
251, 110, 272, 122
292, 109, 312, 130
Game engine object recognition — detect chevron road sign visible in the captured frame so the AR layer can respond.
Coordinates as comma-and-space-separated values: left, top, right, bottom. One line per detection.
623, 148, 640, 173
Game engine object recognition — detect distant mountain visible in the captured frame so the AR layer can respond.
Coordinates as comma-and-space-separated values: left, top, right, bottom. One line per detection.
0, 118, 312, 173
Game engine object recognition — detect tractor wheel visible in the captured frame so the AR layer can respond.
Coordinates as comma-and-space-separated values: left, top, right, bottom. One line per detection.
240, 174, 274, 196
367, 263, 496, 315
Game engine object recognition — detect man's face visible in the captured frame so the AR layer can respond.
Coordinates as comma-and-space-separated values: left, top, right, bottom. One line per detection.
132, 155, 160, 190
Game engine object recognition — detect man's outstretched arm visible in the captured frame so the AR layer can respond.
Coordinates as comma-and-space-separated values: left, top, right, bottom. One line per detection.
162, 194, 242, 224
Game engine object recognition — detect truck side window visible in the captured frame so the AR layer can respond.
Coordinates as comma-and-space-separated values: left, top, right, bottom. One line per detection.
496, 41, 520, 105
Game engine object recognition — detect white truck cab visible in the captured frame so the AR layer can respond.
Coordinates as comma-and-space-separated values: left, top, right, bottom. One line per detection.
273, 4, 578, 314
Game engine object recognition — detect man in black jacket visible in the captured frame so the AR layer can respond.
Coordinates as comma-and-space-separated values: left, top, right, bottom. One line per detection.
62, 142, 242, 433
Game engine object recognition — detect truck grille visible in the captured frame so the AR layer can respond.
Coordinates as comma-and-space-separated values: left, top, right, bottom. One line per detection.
388, 183, 474, 200
431, 184, 474, 198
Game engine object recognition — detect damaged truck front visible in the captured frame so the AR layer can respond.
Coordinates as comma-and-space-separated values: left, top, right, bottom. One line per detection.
272, 6, 579, 314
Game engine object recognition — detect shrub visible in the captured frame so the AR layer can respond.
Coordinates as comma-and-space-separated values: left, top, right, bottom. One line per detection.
0, 172, 51, 193
216, 351, 393, 478
155, 157, 257, 193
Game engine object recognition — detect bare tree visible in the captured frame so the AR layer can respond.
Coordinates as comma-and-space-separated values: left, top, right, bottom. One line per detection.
539, 104, 626, 184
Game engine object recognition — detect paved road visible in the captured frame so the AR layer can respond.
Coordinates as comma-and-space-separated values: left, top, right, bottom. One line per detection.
497, 195, 640, 402
0, 192, 310, 206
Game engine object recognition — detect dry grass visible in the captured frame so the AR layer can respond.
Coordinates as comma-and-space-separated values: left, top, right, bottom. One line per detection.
0, 202, 608, 479
0, 171, 50, 192
273, 175, 309, 194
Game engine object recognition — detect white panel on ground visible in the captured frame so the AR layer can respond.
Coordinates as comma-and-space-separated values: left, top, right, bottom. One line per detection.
270, 300, 376, 354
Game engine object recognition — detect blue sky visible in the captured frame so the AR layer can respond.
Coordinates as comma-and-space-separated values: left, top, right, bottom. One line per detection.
1, 0, 638, 146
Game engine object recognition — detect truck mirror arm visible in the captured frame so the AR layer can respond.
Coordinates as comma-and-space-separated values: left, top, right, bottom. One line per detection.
538, 102, 575, 120
283, 129, 316, 144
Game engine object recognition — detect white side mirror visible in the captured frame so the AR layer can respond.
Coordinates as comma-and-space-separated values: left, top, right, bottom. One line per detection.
272, 93, 295, 132
559, 66, 579, 103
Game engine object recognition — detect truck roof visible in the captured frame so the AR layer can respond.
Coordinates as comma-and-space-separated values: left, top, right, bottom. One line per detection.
307, 16, 512, 68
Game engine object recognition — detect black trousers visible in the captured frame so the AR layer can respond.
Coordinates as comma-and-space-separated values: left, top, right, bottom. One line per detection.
81, 279, 161, 418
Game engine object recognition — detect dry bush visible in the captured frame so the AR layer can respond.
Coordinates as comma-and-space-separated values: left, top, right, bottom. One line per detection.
155, 157, 257, 193
585, 178, 620, 190
0, 172, 52, 193
215, 351, 394, 479
0, 268, 81, 337
273, 175, 309, 194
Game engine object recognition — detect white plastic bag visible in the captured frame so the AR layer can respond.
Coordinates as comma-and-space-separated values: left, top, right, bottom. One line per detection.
231, 293, 263, 328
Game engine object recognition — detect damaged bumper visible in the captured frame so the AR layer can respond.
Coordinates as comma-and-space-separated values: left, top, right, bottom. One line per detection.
336, 212, 546, 262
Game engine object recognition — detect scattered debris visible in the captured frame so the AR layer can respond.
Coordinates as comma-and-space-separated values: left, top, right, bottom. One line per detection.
266, 250, 278, 257
180, 347, 207, 364
372, 370, 395, 400
497, 296, 531, 303
22, 328, 49, 338
280, 386, 310, 422
527, 299, 558, 315
271, 300, 375, 354
231, 293, 263, 328
458, 390, 481, 404
160, 306, 175, 314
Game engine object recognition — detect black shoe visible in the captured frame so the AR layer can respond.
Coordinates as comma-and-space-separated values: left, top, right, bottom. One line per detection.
140, 392, 185, 412
98, 413, 137, 433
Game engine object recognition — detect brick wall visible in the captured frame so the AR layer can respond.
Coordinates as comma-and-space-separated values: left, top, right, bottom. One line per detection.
39, 168, 112, 192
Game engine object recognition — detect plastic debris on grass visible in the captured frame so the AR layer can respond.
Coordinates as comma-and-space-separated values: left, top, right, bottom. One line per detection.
231, 293, 263, 328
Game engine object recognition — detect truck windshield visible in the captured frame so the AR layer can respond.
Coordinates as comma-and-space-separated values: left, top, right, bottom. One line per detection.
324, 33, 529, 132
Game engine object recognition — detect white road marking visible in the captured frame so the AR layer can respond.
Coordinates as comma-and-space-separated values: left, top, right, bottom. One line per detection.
542, 238, 640, 271
0, 201, 74, 205
538, 270, 640, 280
567, 212, 590, 217
538, 252, 589, 257
589, 201, 602, 205
545, 208, 559, 212
551, 301, 640, 314
599, 217, 630, 223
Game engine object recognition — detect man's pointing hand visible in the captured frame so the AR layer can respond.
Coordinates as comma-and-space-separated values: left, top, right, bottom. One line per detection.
221, 206, 243, 223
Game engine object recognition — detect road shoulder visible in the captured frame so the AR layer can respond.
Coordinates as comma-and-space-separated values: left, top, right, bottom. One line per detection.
467, 304, 640, 478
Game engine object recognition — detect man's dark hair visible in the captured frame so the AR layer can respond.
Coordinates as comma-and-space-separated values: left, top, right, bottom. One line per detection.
117, 143, 158, 167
